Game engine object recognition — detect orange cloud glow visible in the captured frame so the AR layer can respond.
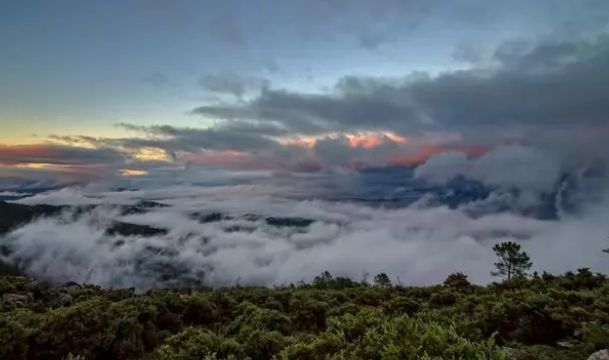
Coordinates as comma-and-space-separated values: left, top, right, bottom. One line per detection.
279, 136, 317, 148
384, 132, 409, 144
14, 162, 51, 169
389, 144, 489, 166
279, 131, 408, 149
181, 150, 246, 166
180, 150, 279, 170
119, 169, 149, 176
345, 133, 382, 148
0, 143, 125, 184
131, 147, 171, 162
346, 132, 408, 148
0, 144, 61, 165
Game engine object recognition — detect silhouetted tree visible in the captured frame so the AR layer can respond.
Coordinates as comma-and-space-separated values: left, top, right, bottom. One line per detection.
373, 273, 392, 288
491, 241, 532, 281
443, 272, 471, 289
313, 271, 333, 287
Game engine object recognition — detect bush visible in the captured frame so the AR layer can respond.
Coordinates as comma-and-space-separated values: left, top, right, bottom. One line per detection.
0, 269, 607, 359
583, 322, 609, 351
444, 272, 471, 289
0, 313, 29, 359
155, 327, 242, 360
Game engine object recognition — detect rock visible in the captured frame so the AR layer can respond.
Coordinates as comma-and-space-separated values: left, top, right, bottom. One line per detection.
557, 339, 577, 348
588, 350, 609, 360
3, 293, 28, 306
504, 347, 529, 360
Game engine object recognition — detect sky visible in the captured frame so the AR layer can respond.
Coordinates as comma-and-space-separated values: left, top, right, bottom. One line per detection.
0, 0, 609, 189
1, 1, 609, 287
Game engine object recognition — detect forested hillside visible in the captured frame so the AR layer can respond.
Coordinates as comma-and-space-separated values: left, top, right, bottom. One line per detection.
1, 269, 608, 359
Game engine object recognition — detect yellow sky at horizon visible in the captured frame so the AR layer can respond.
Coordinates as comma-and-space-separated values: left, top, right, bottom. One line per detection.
0, 119, 125, 145
0, 114, 205, 146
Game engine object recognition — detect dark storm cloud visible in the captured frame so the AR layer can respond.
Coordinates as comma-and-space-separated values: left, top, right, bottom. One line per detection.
192, 87, 421, 134
41, 35, 609, 179
116, 122, 286, 153
414, 36, 609, 130
192, 36, 609, 140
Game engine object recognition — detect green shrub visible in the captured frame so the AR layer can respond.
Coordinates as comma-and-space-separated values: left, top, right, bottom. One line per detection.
0, 313, 29, 359
583, 322, 609, 350
0, 269, 607, 359
228, 302, 291, 335
155, 327, 242, 360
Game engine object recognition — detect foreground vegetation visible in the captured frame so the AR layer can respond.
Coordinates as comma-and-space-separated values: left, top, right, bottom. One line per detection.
1, 268, 609, 359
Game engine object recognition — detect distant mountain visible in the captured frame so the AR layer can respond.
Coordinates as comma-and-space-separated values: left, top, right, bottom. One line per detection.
0, 202, 65, 235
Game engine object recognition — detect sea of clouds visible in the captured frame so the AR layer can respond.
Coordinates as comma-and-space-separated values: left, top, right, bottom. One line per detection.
1, 170, 608, 290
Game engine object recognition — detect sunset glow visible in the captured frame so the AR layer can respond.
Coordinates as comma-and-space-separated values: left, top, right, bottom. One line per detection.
346, 132, 408, 148
1, 0, 606, 201
1, 4, 609, 355
131, 147, 171, 162
279, 131, 408, 150
279, 136, 317, 148
14, 163, 51, 169
119, 169, 149, 177
390, 144, 489, 166
178, 150, 278, 170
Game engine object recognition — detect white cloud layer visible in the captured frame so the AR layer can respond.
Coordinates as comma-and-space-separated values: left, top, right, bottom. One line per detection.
415, 145, 563, 192
2, 183, 608, 290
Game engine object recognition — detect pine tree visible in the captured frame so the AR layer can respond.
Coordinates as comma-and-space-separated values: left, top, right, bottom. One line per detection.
443, 272, 471, 289
491, 241, 532, 281
373, 273, 392, 288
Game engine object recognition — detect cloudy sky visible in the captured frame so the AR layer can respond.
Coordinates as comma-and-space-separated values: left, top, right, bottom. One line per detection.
2, 1, 609, 287
1, 0, 609, 188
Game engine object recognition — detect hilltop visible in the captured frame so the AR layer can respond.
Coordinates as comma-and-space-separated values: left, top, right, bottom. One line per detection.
1, 270, 609, 359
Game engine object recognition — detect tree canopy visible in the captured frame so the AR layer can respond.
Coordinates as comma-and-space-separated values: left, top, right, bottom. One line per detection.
491, 241, 533, 281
